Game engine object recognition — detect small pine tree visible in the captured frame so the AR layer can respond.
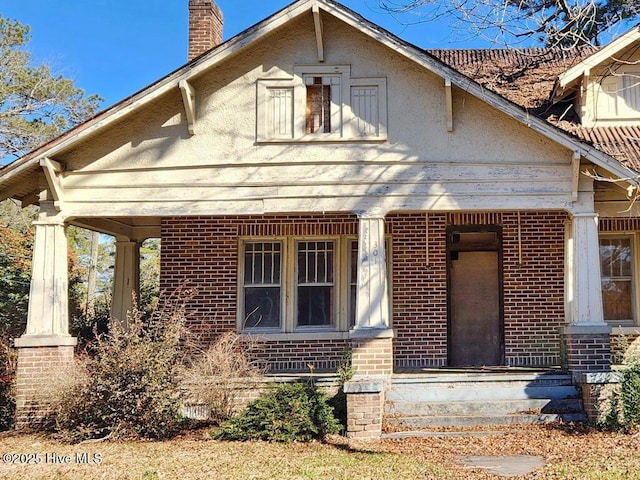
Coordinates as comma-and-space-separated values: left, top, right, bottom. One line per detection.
214, 381, 340, 442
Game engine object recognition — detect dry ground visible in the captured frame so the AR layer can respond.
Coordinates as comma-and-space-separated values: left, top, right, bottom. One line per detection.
0, 424, 638, 479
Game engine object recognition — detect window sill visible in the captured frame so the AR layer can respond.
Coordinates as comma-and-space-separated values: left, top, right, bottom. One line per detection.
239, 328, 395, 342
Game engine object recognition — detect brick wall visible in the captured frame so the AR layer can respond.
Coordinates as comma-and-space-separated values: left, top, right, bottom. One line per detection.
160, 215, 357, 373
611, 333, 640, 364
563, 333, 612, 371
502, 212, 566, 367
351, 337, 393, 375
14, 346, 75, 429
388, 213, 448, 368
161, 211, 567, 373
389, 211, 567, 369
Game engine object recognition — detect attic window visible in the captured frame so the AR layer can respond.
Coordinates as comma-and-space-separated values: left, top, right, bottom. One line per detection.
256, 65, 387, 142
595, 71, 640, 121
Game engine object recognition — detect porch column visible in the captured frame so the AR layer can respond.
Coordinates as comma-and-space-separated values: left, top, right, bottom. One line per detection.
350, 214, 393, 376
14, 200, 76, 428
346, 214, 392, 439
111, 240, 140, 322
563, 212, 611, 374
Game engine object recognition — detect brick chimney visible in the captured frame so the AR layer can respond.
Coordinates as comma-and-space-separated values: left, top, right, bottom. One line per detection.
188, 0, 223, 61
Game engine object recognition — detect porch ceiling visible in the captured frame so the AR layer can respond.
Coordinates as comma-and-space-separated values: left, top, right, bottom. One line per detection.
70, 216, 161, 241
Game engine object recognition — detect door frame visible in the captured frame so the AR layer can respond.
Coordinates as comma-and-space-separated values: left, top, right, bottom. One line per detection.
446, 224, 505, 367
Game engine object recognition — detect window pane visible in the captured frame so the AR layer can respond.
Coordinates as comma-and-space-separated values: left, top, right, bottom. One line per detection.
298, 286, 334, 326
243, 287, 281, 328
244, 242, 281, 285
599, 237, 633, 323
602, 280, 632, 321
243, 242, 282, 329
306, 78, 331, 134
600, 238, 632, 277
297, 241, 334, 284
296, 240, 335, 327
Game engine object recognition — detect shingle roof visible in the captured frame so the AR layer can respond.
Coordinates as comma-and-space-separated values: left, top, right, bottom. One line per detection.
429, 46, 640, 172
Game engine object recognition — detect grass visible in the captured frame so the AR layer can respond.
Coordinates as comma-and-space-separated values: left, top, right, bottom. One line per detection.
0, 424, 638, 479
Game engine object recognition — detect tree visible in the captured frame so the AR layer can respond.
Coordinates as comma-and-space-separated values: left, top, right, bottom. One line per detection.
378, 0, 640, 47
0, 14, 102, 161
0, 13, 102, 339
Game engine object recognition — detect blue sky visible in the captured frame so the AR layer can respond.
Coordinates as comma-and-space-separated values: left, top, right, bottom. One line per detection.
1, 0, 495, 109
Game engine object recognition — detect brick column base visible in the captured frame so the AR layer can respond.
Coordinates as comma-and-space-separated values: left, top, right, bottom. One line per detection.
562, 325, 612, 373
343, 379, 385, 439
576, 372, 619, 421
14, 341, 76, 429
351, 333, 393, 376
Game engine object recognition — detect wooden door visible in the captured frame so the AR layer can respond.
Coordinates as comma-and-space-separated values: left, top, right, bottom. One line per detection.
448, 228, 503, 367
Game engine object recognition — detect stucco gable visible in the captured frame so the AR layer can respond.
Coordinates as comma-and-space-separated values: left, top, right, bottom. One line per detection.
0, 0, 637, 205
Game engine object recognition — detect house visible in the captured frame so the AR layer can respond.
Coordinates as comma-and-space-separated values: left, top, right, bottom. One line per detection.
2, 0, 639, 437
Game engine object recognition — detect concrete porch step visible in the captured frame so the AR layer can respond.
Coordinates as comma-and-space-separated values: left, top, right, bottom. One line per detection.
386, 374, 579, 403
385, 412, 587, 428
383, 372, 585, 427
385, 398, 584, 416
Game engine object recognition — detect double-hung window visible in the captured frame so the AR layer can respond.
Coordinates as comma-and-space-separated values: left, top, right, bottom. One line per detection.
240, 238, 338, 332
240, 236, 391, 333
599, 236, 635, 325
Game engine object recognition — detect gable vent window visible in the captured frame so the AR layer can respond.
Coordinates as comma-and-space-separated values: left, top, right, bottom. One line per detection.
621, 75, 640, 112
257, 65, 387, 142
596, 72, 640, 121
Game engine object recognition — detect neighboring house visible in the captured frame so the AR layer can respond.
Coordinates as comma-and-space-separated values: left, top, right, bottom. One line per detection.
2, 0, 640, 437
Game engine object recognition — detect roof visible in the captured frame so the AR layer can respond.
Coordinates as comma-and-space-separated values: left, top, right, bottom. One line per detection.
430, 46, 640, 173
0, 0, 637, 204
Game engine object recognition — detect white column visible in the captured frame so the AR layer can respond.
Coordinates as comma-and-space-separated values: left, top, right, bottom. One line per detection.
566, 212, 605, 326
15, 202, 75, 347
354, 215, 389, 330
110, 240, 140, 322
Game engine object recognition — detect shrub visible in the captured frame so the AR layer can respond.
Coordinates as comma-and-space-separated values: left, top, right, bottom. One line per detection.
599, 358, 640, 433
180, 332, 265, 424
214, 381, 340, 442
0, 338, 15, 431
328, 347, 354, 431
48, 302, 187, 442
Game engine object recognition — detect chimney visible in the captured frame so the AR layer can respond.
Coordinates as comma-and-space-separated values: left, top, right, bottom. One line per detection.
188, 0, 224, 61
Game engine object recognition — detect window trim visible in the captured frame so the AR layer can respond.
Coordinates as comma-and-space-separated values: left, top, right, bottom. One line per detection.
238, 238, 287, 333
599, 233, 637, 326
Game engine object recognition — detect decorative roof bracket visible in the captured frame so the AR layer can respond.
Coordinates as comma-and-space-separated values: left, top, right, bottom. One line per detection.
40, 157, 64, 211
572, 150, 581, 202
179, 79, 197, 135
445, 78, 453, 132
313, 3, 325, 62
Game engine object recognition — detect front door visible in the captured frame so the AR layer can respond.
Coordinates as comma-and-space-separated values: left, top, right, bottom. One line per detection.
447, 227, 503, 367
